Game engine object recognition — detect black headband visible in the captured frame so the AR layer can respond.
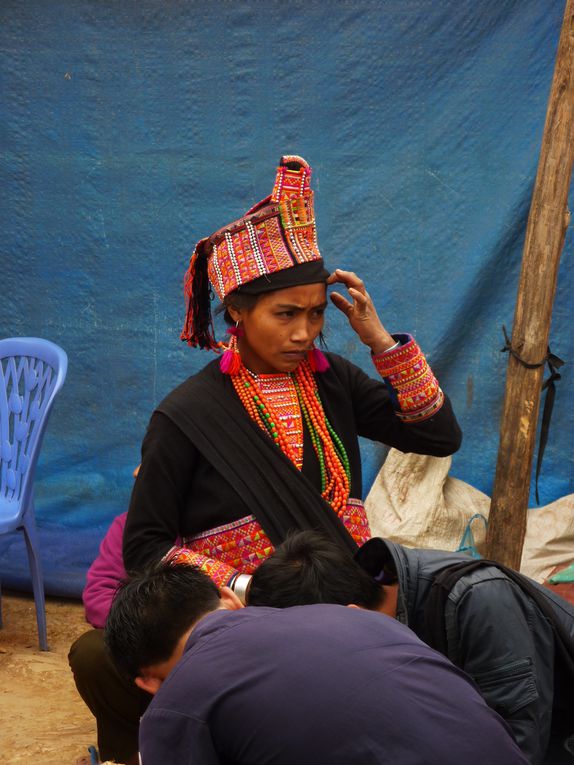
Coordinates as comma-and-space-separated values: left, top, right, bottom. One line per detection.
233, 259, 330, 296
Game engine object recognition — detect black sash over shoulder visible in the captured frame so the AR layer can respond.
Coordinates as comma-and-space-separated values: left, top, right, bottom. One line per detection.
157, 361, 357, 553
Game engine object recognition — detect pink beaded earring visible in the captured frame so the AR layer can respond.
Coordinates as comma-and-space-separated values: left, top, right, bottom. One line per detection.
307, 346, 329, 373
220, 322, 244, 375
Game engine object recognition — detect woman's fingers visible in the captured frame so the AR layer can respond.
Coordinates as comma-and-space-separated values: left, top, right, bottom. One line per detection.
329, 291, 354, 315
328, 270, 371, 311
329, 269, 393, 353
331, 288, 370, 322
327, 269, 366, 293
348, 287, 369, 317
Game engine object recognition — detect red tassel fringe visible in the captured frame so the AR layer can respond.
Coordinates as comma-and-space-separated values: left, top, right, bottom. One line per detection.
180, 240, 218, 351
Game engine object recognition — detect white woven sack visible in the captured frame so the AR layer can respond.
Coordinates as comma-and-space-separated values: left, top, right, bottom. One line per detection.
365, 448, 574, 583
364, 449, 489, 552
521, 495, 574, 582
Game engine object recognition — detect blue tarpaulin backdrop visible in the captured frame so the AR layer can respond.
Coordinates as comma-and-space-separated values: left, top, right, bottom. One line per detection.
1, 0, 573, 597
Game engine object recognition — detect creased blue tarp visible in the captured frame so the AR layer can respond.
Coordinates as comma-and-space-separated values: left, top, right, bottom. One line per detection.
1, 0, 572, 597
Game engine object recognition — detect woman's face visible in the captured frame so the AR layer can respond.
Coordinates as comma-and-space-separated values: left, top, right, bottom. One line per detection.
229, 283, 328, 374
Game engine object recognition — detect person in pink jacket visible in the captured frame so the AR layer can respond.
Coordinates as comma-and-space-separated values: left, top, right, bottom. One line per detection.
82, 513, 128, 629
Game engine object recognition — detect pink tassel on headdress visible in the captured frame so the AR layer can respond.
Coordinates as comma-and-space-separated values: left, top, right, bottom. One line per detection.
307, 348, 330, 373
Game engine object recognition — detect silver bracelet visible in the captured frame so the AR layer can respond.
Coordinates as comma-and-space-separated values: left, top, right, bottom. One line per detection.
232, 573, 252, 605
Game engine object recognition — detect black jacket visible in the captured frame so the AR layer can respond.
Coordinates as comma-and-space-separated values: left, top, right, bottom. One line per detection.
356, 539, 574, 765
124, 354, 461, 571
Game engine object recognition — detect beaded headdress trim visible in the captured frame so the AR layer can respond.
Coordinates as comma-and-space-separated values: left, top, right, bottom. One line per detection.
181, 155, 324, 350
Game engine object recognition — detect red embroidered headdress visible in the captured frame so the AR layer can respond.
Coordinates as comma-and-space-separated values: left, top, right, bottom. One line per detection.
181, 155, 328, 350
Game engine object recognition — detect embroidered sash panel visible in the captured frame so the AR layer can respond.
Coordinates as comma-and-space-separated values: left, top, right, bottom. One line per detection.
166, 499, 371, 589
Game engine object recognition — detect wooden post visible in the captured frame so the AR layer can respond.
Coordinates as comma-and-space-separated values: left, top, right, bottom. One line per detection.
486, 0, 574, 569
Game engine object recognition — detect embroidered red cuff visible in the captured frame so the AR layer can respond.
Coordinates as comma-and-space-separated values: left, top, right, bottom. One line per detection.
373, 335, 444, 422
163, 547, 238, 589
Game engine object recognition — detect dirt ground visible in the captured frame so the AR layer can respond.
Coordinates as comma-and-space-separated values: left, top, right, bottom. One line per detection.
0, 591, 97, 765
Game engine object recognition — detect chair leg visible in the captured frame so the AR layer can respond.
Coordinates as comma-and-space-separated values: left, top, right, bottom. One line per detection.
22, 513, 48, 651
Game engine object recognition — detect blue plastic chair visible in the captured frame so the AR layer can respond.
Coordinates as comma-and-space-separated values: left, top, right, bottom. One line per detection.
0, 338, 68, 650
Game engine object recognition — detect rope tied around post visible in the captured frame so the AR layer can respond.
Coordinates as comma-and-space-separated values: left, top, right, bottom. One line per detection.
500, 325, 565, 504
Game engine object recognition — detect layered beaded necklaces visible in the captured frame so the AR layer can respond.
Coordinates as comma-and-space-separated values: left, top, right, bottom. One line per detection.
231, 359, 351, 516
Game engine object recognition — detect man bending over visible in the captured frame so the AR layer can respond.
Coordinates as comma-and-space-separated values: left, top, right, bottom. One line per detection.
248, 531, 574, 765
104, 560, 526, 765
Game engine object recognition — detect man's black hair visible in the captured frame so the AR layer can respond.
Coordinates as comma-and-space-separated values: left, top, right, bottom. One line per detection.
104, 562, 221, 680
248, 530, 384, 610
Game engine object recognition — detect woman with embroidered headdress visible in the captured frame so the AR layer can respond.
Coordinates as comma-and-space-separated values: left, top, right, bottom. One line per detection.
124, 155, 461, 586
70, 156, 461, 765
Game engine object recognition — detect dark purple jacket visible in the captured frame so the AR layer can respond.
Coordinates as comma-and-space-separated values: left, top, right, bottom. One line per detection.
140, 604, 527, 765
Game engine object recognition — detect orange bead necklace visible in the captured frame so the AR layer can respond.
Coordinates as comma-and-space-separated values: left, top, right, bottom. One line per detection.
230, 358, 351, 515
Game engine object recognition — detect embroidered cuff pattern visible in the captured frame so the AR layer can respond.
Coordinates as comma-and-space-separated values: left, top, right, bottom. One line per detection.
373, 335, 444, 423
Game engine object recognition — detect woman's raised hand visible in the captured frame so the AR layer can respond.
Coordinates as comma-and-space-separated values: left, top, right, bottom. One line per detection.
327, 269, 395, 354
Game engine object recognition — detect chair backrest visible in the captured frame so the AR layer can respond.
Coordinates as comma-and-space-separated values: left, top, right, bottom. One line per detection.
0, 338, 68, 519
